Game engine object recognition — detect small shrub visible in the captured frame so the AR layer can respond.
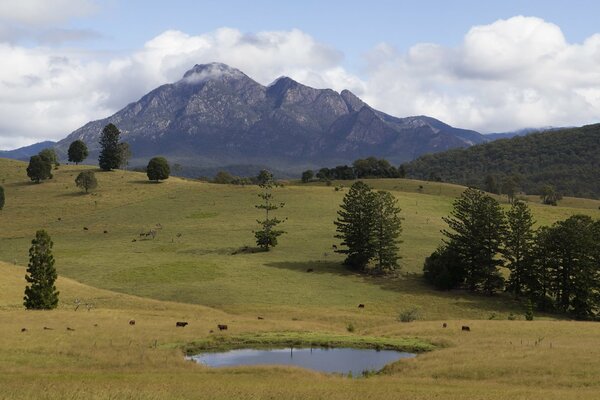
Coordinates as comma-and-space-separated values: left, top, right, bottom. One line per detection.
525, 300, 534, 321
346, 323, 355, 333
399, 307, 420, 322
507, 313, 517, 320
488, 312, 497, 320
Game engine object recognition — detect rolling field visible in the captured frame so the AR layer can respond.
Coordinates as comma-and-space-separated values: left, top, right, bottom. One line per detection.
1, 157, 600, 399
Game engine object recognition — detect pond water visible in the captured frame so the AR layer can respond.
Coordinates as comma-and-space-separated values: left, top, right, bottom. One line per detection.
187, 347, 416, 376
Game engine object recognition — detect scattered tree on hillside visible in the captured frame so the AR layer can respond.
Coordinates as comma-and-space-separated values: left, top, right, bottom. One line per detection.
501, 176, 519, 204
484, 174, 500, 194
24, 230, 59, 310
213, 170, 235, 184
301, 170, 314, 183
38, 148, 59, 167
441, 188, 507, 293
371, 191, 403, 274
423, 244, 464, 290
0, 185, 4, 210
98, 123, 122, 171
503, 201, 535, 296
146, 157, 170, 182
118, 142, 132, 170
75, 171, 98, 193
539, 184, 561, 206
26, 155, 53, 183
67, 140, 89, 165
254, 170, 285, 251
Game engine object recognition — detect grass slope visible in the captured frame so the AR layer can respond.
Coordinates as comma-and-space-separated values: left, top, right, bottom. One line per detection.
1, 158, 600, 399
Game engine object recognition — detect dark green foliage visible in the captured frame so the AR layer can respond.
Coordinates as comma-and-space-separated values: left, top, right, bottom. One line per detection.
423, 244, 464, 290
301, 170, 314, 183
67, 140, 88, 164
404, 124, 600, 198
441, 188, 506, 293
371, 191, 403, 274
23, 230, 59, 310
314, 157, 399, 181
525, 300, 534, 321
539, 184, 562, 205
26, 155, 52, 183
118, 142, 132, 169
0, 185, 4, 210
501, 175, 520, 204
38, 148, 58, 167
146, 157, 170, 182
213, 170, 235, 184
334, 182, 402, 274
334, 181, 377, 271
484, 174, 500, 194
254, 170, 285, 251
98, 123, 122, 171
75, 171, 98, 193
504, 201, 535, 296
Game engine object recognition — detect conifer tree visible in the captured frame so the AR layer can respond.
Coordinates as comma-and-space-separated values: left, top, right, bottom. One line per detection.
504, 201, 535, 296
371, 191, 403, 274
334, 181, 376, 271
68, 140, 88, 164
24, 230, 59, 309
254, 170, 285, 251
98, 123, 122, 171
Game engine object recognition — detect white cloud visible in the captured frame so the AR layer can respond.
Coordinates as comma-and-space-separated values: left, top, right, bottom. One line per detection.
0, 0, 98, 26
1, 17, 600, 149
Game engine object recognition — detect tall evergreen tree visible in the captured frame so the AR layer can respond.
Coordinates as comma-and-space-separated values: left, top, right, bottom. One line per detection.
504, 201, 535, 296
371, 191, 403, 274
442, 188, 506, 293
24, 230, 59, 309
334, 181, 376, 271
98, 123, 122, 171
67, 140, 88, 164
26, 155, 52, 183
254, 170, 285, 251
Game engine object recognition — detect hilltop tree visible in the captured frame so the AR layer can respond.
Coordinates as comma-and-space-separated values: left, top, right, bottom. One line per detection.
301, 170, 314, 183
24, 230, 59, 310
118, 142, 132, 169
442, 188, 507, 293
146, 157, 170, 182
371, 191, 403, 274
26, 155, 52, 183
67, 140, 89, 165
75, 171, 98, 193
334, 181, 377, 271
39, 148, 59, 167
254, 170, 285, 251
0, 185, 4, 210
98, 123, 122, 171
503, 201, 535, 296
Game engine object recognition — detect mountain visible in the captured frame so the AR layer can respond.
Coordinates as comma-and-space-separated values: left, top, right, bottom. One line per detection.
0, 141, 56, 161
53, 62, 486, 175
403, 124, 600, 198
484, 127, 564, 141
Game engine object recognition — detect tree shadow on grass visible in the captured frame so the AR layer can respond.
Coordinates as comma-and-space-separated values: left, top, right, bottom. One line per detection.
128, 180, 155, 185
6, 181, 33, 187
264, 260, 527, 315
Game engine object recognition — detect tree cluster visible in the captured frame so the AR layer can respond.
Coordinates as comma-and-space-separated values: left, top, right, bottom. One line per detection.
403, 124, 600, 199
424, 188, 600, 319
335, 181, 403, 274
302, 157, 405, 183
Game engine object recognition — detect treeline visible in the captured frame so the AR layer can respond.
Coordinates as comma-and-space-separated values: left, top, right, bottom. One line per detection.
403, 124, 600, 199
424, 188, 600, 320
301, 157, 405, 183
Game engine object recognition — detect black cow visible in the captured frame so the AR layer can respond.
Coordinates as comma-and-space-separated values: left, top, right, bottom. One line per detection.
462, 325, 470, 332
218, 324, 228, 331
442, 323, 447, 328
306, 268, 314, 273
129, 320, 136, 326
176, 321, 188, 327
358, 304, 365, 308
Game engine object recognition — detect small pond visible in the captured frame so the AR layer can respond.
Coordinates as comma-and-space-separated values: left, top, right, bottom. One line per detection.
187, 347, 416, 376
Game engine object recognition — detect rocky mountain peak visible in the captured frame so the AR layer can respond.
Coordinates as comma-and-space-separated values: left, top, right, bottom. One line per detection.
180, 62, 246, 84
340, 89, 367, 113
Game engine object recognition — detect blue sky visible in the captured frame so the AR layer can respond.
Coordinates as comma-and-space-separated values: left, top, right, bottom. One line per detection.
1, 0, 600, 148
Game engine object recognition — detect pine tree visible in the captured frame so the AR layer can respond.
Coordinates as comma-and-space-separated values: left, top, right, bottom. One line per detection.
26, 155, 53, 183
334, 181, 376, 271
442, 188, 506, 293
504, 201, 535, 296
98, 123, 122, 171
24, 230, 59, 309
254, 170, 285, 251
68, 140, 88, 164
371, 191, 403, 274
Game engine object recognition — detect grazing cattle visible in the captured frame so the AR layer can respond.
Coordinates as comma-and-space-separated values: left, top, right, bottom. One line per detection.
132, 239, 136, 242
462, 325, 470, 332
43, 327, 53, 330
442, 323, 447, 328
103, 230, 108, 234
257, 316, 264, 320
306, 268, 314, 273
209, 330, 214, 333
358, 304, 365, 308
83, 227, 88, 231
21, 328, 27, 332
217, 324, 228, 331
67, 327, 75, 331
176, 321, 188, 327
57, 217, 61, 221
129, 320, 136, 326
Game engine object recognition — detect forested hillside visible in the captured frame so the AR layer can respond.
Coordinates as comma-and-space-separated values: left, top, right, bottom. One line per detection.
404, 124, 600, 199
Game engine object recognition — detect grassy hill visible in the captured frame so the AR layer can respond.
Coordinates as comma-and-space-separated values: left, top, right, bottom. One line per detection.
403, 123, 600, 199
1, 157, 600, 399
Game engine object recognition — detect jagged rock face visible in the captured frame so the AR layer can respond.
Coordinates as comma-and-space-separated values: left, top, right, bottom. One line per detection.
55, 62, 485, 171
